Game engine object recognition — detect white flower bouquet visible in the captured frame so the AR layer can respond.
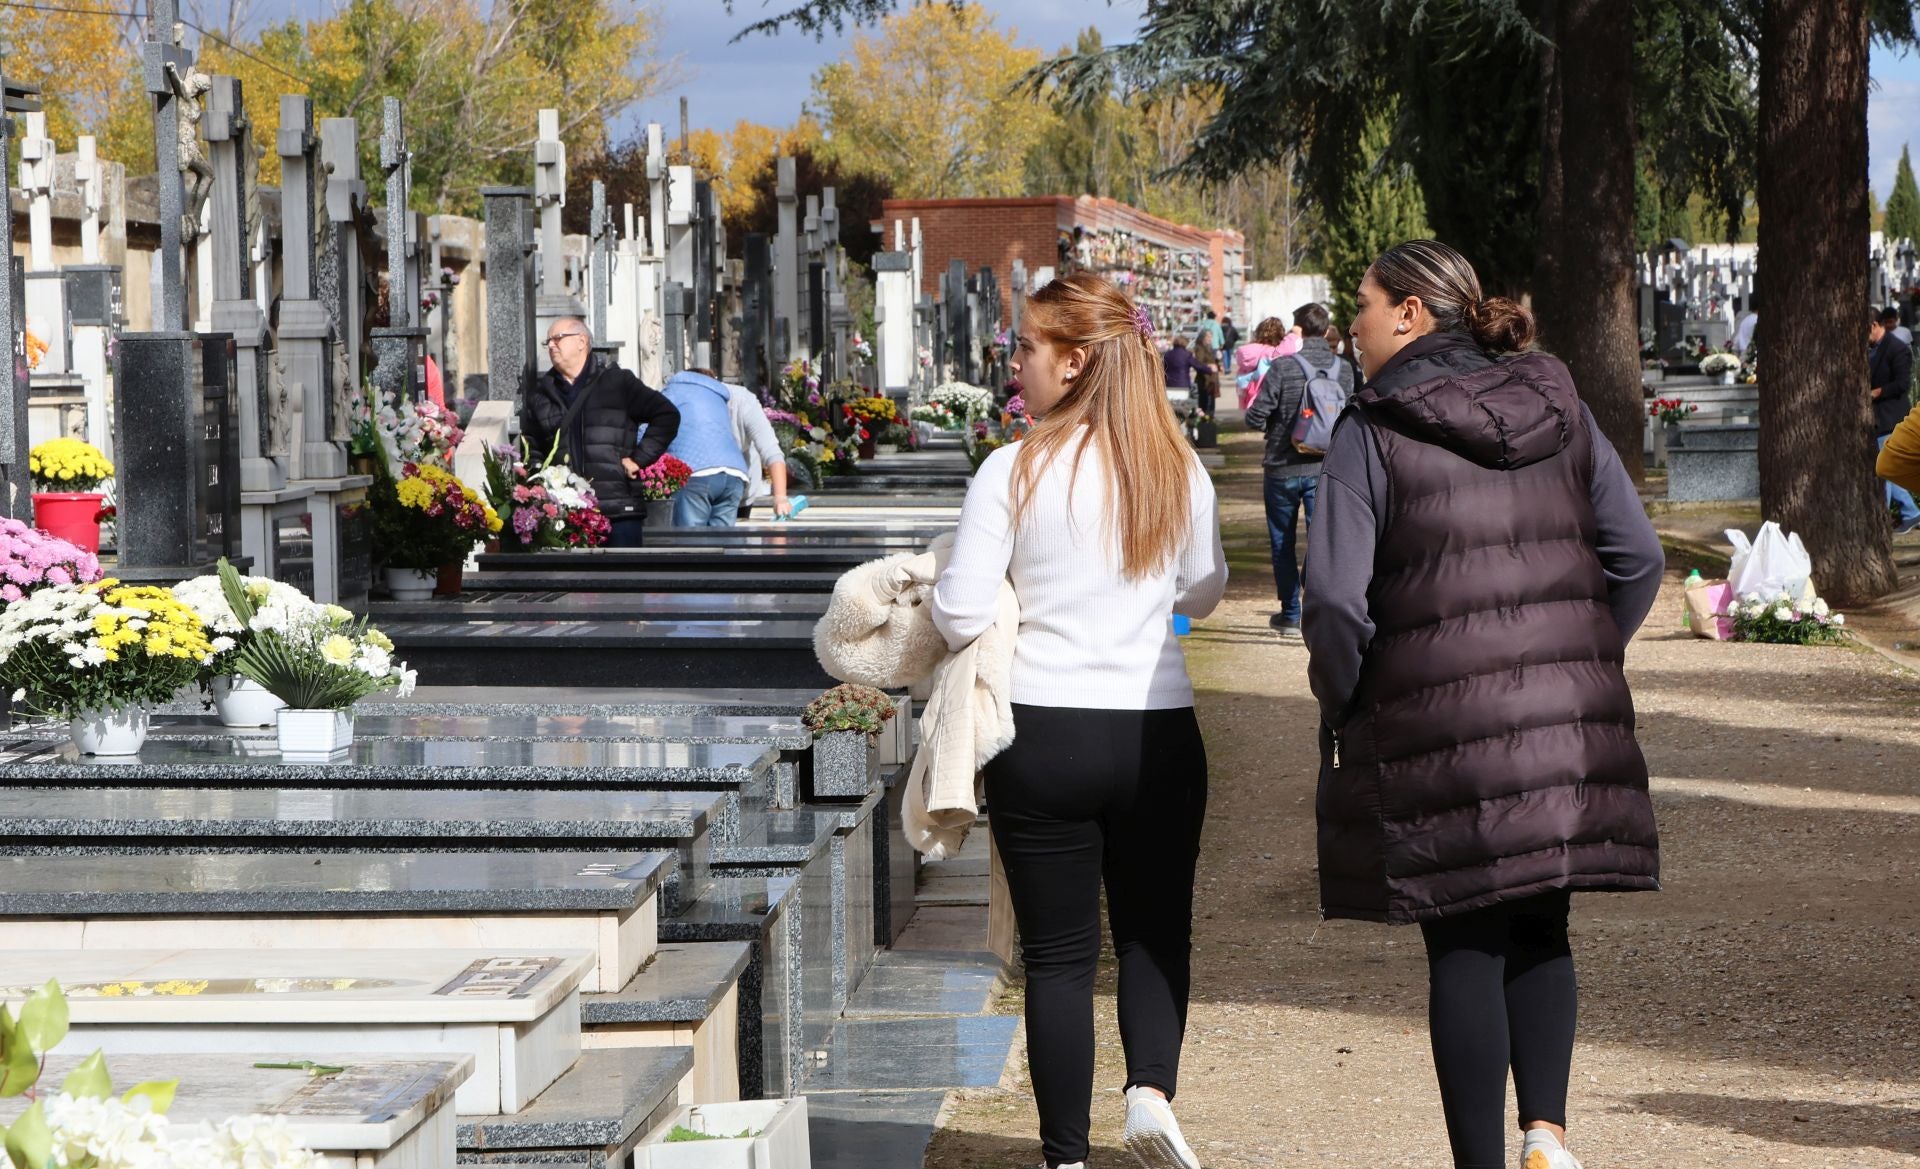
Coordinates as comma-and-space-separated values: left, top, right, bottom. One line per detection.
927, 382, 994, 420
171, 572, 316, 682
215, 560, 414, 710
1700, 351, 1743, 375
1729, 589, 1847, 645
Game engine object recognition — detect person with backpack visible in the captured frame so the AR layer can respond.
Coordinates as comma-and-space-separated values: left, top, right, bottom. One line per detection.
1303, 240, 1665, 1169
1244, 302, 1351, 638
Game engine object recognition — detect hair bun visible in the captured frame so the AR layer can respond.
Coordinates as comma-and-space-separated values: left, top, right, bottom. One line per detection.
1468, 296, 1535, 352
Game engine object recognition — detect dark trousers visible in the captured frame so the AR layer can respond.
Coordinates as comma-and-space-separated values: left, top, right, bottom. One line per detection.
984, 704, 1209, 1168
607, 515, 646, 548
1262, 472, 1317, 621
1419, 890, 1577, 1169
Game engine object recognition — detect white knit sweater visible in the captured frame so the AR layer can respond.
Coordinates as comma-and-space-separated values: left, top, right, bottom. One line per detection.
931, 435, 1228, 710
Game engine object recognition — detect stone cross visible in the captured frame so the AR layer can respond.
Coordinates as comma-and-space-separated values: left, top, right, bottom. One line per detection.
141, 0, 196, 331
75, 137, 103, 264
692, 178, 717, 370
207, 74, 285, 490
590, 180, 611, 342
317, 117, 366, 413
278, 94, 342, 478
18, 112, 54, 272
0, 69, 37, 518
381, 97, 416, 329
534, 109, 567, 302
775, 156, 799, 357
370, 98, 425, 400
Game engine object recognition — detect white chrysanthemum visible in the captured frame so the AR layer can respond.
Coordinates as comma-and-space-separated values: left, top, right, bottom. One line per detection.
1772, 606, 1793, 622
44, 1092, 172, 1169
1812, 598, 1830, 617
1833, 613, 1846, 626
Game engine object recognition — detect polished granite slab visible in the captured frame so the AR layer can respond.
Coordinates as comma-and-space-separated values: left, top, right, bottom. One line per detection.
581, 941, 752, 1027
456, 569, 844, 594
0, 736, 776, 787
36, 711, 815, 749
455, 1046, 689, 1157
381, 622, 836, 688
475, 547, 906, 571
371, 592, 830, 622
383, 618, 819, 645
798, 1016, 1020, 1092
0, 849, 673, 915
0, 786, 717, 844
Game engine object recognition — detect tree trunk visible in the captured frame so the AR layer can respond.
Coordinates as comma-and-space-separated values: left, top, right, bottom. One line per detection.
1756, 0, 1895, 605
1533, 0, 1643, 483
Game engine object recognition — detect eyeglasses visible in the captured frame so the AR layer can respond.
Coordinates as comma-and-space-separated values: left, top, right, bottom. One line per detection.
545, 333, 585, 348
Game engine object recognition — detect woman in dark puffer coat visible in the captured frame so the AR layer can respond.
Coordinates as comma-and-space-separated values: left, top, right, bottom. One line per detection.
1303, 241, 1665, 1169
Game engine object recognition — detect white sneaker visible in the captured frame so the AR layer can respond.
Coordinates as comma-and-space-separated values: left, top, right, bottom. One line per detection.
1521, 1130, 1582, 1169
1122, 1086, 1203, 1169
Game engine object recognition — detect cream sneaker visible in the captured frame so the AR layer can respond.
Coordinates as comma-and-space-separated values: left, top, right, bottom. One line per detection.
1521, 1129, 1583, 1169
1122, 1086, 1202, 1169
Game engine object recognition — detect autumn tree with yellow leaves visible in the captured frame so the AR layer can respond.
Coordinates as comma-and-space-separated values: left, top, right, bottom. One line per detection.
810, 1, 1054, 199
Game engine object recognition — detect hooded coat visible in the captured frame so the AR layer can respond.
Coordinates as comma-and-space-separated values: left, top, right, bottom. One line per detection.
1302, 331, 1665, 923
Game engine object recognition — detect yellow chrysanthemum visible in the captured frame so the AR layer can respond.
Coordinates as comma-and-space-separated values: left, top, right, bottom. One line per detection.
320, 634, 355, 665
365, 629, 394, 652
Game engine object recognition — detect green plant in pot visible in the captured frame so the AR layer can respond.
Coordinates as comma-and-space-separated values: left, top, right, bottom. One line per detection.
801, 683, 897, 795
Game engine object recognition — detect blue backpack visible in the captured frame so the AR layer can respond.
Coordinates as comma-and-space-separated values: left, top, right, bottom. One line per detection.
1288, 353, 1347, 456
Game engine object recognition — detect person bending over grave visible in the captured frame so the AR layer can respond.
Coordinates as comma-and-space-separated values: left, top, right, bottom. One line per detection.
1304, 240, 1665, 1169
522, 319, 680, 547
932, 273, 1226, 1169
660, 368, 792, 526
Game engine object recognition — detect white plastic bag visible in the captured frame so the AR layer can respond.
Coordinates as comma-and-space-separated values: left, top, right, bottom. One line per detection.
1725, 521, 1813, 600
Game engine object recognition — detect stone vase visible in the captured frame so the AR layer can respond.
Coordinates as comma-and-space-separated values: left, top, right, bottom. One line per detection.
810, 730, 879, 798
644, 499, 676, 528
211, 675, 286, 728
639, 1099, 811, 1169
384, 567, 437, 601
277, 707, 354, 760
69, 705, 149, 756
434, 562, 464, 598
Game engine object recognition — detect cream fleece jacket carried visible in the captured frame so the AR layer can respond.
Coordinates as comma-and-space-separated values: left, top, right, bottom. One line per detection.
813, 534, 1017, 859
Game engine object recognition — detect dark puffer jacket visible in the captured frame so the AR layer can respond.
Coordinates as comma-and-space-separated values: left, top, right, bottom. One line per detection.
1303, 332, 1663, 923
521, 356, 680, 517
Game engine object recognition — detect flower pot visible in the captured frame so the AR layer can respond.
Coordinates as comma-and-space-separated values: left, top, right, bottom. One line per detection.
1718, 371, 1736, 386
384, 566, 437, 601
644, 499, 676, 528
211, 675, 286, 728
32, 491, 106, 552
350, 453, 378, 477
637, 1099, 810, 1169
434, 561, 464, 598
810, 729, 879, 798
858, 437, 877, 460
277, 707, 354, 759
875, 443, 900, 456
69, 705, 149, 756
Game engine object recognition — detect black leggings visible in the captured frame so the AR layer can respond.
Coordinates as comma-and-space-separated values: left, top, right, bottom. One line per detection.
1419, 890, 1577, 1169
984, 704, 1209, 1169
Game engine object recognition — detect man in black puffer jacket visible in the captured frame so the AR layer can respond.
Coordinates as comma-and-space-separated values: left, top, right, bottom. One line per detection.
522, 319, 680, 547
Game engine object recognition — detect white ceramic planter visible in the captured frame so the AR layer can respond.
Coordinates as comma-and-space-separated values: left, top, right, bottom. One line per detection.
69, 706, 149, 756
639, 1099, 810, 1169
277, 707, 354, 760
211, 675, 286, 728
384, 566, 437, 601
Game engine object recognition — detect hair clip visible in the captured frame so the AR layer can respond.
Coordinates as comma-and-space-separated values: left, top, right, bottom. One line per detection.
1133, 306, 1154, 338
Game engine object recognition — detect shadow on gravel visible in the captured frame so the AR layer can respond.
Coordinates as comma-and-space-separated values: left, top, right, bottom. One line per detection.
923, 1129, 1129, 1168
1624, 1092, 1920, 1156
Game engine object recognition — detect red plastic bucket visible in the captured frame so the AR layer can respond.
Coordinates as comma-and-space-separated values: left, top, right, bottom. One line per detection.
33, 492, 106, 553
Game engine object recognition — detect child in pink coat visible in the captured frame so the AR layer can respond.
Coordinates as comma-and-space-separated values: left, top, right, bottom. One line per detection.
1234, 317, 1303, 409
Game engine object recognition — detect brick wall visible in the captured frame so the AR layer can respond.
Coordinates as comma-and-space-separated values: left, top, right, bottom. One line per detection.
880, 198, 1068, 328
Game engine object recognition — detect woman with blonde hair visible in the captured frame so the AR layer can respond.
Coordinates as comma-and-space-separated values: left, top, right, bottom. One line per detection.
933, 272, 1227, 1169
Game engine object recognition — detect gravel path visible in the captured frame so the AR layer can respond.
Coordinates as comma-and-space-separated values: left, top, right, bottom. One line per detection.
922, 424, 1920, 1168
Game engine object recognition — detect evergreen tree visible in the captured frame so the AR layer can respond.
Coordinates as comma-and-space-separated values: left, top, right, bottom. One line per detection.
1884, 145, 1920, 243
1316, 104, 1430, 323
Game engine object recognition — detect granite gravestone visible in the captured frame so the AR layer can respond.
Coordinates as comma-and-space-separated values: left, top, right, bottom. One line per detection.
481, 187, 536, 403
370, 97, 427, 401
279, 95, 344, 480
316, 117, 366, 408
774, 155, 799, 359
207, 75, 283, 493
533, 108, 584, 368
0, 72, 38, 519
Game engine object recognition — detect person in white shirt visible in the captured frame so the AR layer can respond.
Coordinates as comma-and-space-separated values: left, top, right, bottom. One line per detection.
932, 272, 1227, 1169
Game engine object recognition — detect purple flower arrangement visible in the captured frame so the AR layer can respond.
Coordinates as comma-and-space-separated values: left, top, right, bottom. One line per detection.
0, 516, 103, 604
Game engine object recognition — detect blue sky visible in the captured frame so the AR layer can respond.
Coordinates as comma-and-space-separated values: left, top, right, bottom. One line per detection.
1872, 42, 1920, 197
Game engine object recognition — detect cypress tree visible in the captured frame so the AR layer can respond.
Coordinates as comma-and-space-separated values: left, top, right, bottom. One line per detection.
1884, 145, 1920, 242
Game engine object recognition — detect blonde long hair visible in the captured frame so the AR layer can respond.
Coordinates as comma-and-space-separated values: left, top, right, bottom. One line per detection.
1010, 273, 1195, 580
